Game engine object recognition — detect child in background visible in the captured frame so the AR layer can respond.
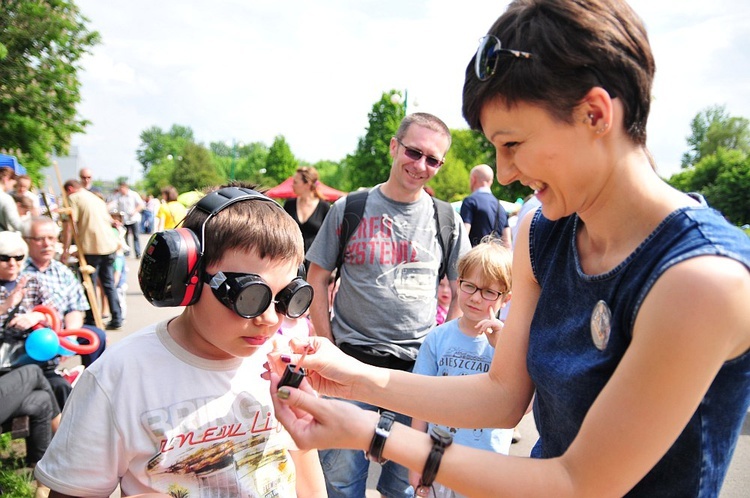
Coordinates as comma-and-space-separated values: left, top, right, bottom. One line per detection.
100, 210, 129, 321
410, 239, 513, 497
36, 186, 326, 497
435, 275, 451, 325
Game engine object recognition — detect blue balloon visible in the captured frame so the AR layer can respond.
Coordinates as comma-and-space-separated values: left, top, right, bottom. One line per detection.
25, 328, 60, 361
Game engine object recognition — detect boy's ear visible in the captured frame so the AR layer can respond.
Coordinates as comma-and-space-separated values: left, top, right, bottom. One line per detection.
501, 290, 512, 307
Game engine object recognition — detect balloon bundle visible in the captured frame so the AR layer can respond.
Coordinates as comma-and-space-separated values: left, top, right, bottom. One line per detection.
23, 305, 101, 362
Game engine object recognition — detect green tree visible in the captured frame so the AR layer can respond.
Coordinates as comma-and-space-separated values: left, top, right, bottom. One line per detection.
170, 142, 222, 193
428, 154, 469, 202
264, 135, 297, 186
447, 128, 532, 203
142, 157, 177, 195
136, 125, 195, 173
312, 159, 345, 191
0, 0, 100, 176
669, 148, 750, 226
681, 105, 750, 168
210, 141, 269, 183
345, 90, 404, 190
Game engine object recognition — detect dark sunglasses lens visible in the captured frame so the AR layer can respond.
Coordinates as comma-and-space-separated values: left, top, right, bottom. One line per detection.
403, 147, 422, 161
275, 279, 314, 318
235, 282, 273, 318
424, 156, 440, 168
0, 255, 22, 262
475, 35, 499, 81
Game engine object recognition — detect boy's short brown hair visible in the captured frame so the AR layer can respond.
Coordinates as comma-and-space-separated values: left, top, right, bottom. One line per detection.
181, 183, 304, 268
457, 236, 512, 292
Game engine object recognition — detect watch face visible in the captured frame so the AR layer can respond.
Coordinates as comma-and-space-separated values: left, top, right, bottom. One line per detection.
430, 426, 454, 446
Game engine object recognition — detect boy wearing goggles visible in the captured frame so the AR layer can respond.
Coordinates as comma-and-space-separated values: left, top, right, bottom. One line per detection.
36, 185, 325, 497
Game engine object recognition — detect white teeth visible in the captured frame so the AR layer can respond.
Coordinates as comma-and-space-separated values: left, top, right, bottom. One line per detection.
530, 182, 546, 192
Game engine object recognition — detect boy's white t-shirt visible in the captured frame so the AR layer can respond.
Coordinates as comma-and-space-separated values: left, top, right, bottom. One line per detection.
36, 320, 298, 497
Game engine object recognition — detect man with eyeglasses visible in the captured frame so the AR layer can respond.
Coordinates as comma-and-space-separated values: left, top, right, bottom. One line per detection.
21, 216, 107, 371
305, 112, 471, 498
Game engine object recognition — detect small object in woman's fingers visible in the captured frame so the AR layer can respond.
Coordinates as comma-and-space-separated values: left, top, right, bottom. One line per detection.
278, 364, 306, 389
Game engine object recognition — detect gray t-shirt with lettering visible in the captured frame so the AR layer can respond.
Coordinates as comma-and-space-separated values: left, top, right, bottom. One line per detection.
306, 186, 470, 360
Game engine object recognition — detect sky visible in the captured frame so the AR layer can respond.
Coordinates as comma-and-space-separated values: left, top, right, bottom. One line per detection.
68, 0, 750, 183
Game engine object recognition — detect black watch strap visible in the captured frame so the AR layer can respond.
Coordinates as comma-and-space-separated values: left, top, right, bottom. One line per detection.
367, 411, 396, 464
416, 426, 453, 496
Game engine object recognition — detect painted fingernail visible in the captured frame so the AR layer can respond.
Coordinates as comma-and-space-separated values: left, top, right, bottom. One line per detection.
280, 354, 292, 364
277, 387, 291, 400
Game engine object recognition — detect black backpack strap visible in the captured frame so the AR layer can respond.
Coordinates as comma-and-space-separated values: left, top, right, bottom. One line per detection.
432, 197, 456, 281
335, 189, 369, 281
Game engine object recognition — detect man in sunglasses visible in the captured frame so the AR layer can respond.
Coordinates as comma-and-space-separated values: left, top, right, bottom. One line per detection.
306, 113, 471, 498
36, 184, 326, 497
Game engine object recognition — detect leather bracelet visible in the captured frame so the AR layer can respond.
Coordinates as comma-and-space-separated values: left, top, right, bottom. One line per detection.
366, 411, 396, 464
416, 426, 453, 496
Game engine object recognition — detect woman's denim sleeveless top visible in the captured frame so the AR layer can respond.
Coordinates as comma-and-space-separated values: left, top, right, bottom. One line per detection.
527, 205, 750, 497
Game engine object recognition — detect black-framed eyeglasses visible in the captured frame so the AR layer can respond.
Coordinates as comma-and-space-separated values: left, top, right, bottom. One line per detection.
204, 271, 313, 319
459, 279, 505, 301
0, 254, 24, 263
395, 138, 444, 168
475, 34, 533, 82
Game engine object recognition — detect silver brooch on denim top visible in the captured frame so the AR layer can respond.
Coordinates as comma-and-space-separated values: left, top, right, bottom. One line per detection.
590, 300, 612, 351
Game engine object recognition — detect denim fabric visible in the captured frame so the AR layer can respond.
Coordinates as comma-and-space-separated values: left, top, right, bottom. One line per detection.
124, 222, 141, 257
319, 398, 414, 498
80, 325, 107, 367
527, 205, 750, 497
85, 253, 122, 324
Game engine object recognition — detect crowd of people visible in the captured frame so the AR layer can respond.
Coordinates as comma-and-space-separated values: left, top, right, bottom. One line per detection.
0, 165, 199, 495
2, 2, 749, 497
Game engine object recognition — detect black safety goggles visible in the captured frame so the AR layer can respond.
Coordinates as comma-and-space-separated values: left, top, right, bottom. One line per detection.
203, 271, 313, 319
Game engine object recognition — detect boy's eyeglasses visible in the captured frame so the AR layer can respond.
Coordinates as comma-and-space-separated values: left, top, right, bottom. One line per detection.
395, 138, 444, 168
459, 279, 505, 301
204, 271, 313, 319
474, 34, 533, 82
0, 254, 24, 263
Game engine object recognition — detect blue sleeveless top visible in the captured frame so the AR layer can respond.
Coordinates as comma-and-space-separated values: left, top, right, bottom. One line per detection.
527, 205, 750, 497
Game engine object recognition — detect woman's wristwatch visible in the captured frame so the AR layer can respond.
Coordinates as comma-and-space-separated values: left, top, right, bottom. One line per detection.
366, 411, 396, 464
415, 426, 453, 497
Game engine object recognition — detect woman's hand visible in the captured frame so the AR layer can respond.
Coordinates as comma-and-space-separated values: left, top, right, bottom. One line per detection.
8, 311, 45, 331
266, 336, 376, 400
270, 370, 377, 452
3, 275, 28, 310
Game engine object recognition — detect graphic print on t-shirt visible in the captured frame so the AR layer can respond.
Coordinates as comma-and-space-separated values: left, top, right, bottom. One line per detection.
343, 213, 440, 302
142, 390, 295, 497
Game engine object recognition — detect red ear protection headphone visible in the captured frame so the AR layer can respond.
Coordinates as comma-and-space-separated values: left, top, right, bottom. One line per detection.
138, 187, 280, 308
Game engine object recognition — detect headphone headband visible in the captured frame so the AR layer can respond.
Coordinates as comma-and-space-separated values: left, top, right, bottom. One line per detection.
190, 187, 279, 256
139, 186, 282, 308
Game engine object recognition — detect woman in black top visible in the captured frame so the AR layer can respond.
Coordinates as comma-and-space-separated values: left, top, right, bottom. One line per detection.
284, 167, 330, 268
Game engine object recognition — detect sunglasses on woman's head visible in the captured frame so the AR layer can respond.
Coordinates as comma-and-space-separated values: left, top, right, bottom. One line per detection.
0, 255, 24, 262
474, 34, 533, 81
474, 34, 616, 97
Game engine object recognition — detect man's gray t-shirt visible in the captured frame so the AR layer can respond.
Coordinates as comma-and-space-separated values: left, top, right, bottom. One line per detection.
306, 186, 469, 361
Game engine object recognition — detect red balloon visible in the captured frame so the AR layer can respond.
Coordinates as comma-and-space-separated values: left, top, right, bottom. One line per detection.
32, 305, 100, 355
